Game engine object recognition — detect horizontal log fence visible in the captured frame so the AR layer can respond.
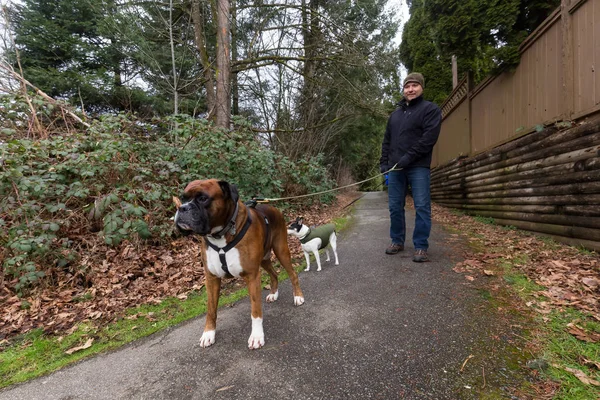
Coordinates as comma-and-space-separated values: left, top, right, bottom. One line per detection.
431, 116, 600, 251
431, 0, 600, 251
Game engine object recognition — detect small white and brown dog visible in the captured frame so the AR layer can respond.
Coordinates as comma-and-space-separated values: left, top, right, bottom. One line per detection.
287, 217, 339, 272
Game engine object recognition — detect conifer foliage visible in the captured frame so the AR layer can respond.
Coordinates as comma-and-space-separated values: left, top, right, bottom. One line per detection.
399, 0, 559, 103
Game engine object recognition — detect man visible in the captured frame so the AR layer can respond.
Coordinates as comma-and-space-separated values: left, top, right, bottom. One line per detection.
379, 72, 442, 262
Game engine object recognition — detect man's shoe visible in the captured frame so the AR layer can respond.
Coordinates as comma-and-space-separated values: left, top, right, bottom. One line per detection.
385, 243, 404, 255
413, 249, 429, 262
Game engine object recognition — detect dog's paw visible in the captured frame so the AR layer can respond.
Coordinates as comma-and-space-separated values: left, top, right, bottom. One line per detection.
248, 334, 265, 349
266, 290, 279, 302
304, 268, 310, 272
335, 261, 339, 265
248, 317, 264, 349
316, 268, 322, 272
199, 330, 216, 348
294, 296, 305, 306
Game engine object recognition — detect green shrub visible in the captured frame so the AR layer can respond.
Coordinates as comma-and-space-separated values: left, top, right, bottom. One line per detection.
0, 96, 335, 296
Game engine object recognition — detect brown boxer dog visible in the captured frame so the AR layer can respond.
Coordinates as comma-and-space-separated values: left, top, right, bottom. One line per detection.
174, 179, 304, 349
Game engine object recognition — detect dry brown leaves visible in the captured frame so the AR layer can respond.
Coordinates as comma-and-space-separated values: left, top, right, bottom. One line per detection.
433, 203, 600, 337
0, 190, 362, 341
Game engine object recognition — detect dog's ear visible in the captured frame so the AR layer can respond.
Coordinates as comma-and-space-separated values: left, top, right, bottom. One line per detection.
297, 216, 303, 225
218, 180, 239, 204
173, 196, 182, 209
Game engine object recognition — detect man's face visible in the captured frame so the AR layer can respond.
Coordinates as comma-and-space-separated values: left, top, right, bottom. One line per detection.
403, 82, 423, 102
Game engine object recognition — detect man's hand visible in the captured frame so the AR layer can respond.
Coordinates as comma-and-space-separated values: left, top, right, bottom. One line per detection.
380, 164, 389, 173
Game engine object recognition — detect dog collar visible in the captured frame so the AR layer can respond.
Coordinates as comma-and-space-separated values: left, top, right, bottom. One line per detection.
211, 201, 240, 239
299, 228, 312, 244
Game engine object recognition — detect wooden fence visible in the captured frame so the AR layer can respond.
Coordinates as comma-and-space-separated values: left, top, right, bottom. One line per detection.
430, 0, 600, 251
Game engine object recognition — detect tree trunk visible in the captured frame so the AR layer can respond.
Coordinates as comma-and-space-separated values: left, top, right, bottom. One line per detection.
215, 0, 231, 128
296, 0, 320, 159
231, 0, 238, 116
169, 0, 179, 115
191, 0, 216, 118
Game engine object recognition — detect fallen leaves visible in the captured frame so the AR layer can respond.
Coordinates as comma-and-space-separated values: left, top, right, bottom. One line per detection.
566, 322, 600, 343
552, 364, 600, 386
434, 202, 600, 339
0, 191, 361, 342
434, 203, 600, 393
581, 358, 600, 370
65, 338, 94, 355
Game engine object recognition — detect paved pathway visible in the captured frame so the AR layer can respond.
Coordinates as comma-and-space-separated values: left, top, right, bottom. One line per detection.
0, 191, 527, 400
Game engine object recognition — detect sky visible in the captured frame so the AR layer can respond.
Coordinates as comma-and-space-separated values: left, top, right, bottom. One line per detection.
388, 0, 410, 46
386, 0, 410, 79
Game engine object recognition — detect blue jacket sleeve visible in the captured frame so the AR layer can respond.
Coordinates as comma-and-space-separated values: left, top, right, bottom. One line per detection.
397, 104, 442, 167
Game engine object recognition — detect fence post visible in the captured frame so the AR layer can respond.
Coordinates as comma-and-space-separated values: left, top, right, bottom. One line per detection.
467, 71, 474, 156
452, 55, 458, 89
561, 0, 574, 119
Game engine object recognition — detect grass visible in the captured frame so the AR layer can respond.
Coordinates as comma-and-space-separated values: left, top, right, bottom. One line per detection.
473, 215, 496, 225
477, 252, 600, 398
0, 289, 245, 388
541, 308, 600, 399
0, 275, 282, 388
538, 236, 563, 250
447, 212, 600, 398
0, 215, 351, 390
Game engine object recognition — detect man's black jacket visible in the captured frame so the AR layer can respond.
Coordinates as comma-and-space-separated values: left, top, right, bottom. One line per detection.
380, 95, 442, 171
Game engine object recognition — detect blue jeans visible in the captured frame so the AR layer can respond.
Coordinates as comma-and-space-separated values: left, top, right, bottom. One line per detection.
387, 167, 432, 250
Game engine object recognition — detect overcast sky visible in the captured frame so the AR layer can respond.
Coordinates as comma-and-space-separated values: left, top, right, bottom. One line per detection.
389, 0, 410, 46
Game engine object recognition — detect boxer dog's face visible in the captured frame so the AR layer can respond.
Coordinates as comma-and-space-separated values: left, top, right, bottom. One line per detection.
174, 179, 239, 236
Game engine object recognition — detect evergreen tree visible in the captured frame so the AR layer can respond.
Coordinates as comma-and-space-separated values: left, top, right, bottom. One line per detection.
11, 0, 129, 112
400, 0, 560, 103
399, 0, 452, 105
108, 0, 205, 116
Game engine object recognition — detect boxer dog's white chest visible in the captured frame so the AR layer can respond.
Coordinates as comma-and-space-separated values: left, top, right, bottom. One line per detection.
204, 236, 244, 278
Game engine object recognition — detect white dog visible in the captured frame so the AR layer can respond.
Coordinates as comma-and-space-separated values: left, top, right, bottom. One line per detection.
287, 217, 339, 272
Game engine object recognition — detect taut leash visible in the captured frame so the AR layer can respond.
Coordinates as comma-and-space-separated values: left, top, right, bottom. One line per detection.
253, 164, 399, 204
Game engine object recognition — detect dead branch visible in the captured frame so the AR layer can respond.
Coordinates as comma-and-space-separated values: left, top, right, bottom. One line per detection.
0, 62, 90, 128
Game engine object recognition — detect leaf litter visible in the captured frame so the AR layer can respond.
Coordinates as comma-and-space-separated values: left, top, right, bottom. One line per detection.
0, 191, 361, 342
432, 202, 600, 394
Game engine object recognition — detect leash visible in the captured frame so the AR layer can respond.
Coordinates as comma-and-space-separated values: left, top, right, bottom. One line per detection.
252, 164, 399, 203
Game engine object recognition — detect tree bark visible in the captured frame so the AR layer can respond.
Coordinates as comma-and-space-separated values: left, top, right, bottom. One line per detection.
191, 0, 216, 118
169, 0, 179, 115
231, 0, 238, 116
215, 0, 231, 128
293, 0, 321, 159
